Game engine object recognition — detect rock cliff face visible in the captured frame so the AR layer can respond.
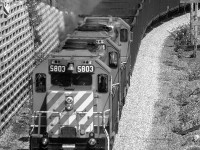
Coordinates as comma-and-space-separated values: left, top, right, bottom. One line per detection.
0, 0, 65, 132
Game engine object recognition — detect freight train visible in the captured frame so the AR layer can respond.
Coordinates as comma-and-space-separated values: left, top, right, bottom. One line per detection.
29, 15, 132, 150
29, 0, 186, 149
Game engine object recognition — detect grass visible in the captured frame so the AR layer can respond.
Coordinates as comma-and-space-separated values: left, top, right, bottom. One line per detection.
148, 25, 200, 150
0, 100, 31, 149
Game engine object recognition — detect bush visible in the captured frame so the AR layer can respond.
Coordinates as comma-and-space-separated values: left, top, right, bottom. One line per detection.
186, 62, 200, 81
170, 24, 192, 53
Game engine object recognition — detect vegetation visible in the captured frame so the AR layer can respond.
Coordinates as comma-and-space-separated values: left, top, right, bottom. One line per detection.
151, 24, 200, 149
171, 24, 192, 51
0, 100, 31, 149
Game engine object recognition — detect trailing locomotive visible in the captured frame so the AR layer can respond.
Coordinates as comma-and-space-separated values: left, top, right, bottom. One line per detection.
29, 16, 132, 150
74, 16, 133, 104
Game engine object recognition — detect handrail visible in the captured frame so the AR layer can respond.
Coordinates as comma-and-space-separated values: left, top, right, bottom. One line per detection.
30, 111, 61, 136
103, 109, 110, 150
30, 109, 111, 149
30, 109, 111, 135
29, 111, 36, 135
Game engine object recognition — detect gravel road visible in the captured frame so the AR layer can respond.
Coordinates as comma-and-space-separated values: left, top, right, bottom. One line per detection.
113, 13, 190, 150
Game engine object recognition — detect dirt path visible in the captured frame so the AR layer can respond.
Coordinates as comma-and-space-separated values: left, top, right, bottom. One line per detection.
113, 13, 190, 150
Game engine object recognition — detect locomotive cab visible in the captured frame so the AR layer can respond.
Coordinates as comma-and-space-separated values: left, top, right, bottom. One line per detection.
30, 39, 115, 150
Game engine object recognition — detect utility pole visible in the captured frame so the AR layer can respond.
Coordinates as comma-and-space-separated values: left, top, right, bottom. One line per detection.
194, 2, 198, 57
180, 0, 200, 58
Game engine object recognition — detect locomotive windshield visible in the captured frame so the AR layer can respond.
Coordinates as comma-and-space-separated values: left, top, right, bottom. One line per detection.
62, 39, 106, 54
63, 39, 98, 50
51, 73, 92, 86
76, 24, 112, 32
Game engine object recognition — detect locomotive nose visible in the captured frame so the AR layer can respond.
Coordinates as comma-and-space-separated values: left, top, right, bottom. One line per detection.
47, 91, 94, 136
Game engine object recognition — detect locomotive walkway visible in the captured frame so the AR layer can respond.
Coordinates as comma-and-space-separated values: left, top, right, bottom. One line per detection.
113, 13, 190, 150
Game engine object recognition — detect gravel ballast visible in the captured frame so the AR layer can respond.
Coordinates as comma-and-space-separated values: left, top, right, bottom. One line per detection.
113, 13, 190, 150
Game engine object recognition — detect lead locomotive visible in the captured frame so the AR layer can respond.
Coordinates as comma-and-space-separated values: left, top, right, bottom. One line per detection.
29, 16, 132, 150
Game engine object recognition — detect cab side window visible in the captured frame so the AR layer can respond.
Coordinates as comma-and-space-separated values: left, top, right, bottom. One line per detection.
120, 29, 128, 42
35, 73, 46, 93
98, 74, 108, 93
109, 52, 118, 68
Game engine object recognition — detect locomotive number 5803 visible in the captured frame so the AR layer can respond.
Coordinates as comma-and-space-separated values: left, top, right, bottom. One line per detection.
77, 65, 94, 73
49, 65, 66, 73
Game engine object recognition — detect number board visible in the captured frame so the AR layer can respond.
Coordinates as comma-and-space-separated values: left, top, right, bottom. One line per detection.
49, 65, 66, 73
77, 65, 94, 73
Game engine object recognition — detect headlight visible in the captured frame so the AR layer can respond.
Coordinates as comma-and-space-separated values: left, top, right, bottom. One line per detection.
41, 137, 48, 146
65, 104, 73, 111
65, 97, 73, 104
65, 97, 73, 111
88, 138, 96, 146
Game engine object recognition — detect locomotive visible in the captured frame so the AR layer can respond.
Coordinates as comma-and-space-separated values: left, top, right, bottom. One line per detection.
29, 16, 132, 150
74, 16, 132, 103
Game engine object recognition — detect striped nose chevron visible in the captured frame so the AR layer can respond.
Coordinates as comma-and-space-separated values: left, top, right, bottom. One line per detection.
46, 91, 94, 135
